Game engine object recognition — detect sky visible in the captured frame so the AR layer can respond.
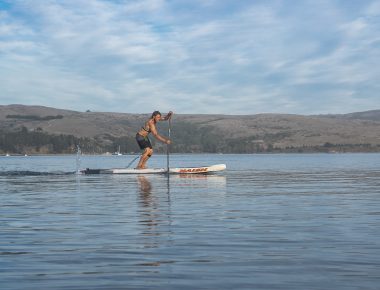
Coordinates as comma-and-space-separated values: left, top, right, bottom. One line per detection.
0, 0, 379, 115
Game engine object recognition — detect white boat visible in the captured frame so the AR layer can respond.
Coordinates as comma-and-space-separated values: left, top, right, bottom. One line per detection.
80, 164, 226, 175
112, 146, 123, 156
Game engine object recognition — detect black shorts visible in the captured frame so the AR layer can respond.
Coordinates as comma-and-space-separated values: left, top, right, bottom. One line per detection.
136, 133, 152, 150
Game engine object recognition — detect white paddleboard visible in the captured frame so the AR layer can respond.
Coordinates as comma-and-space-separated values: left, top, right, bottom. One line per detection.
80, 164, 226, 175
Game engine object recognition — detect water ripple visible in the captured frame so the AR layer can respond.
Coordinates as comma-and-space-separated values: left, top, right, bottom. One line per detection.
1, 154, 380, 289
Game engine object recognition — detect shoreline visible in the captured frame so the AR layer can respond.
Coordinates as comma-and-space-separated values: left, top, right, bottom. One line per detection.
2, 151, 380, 157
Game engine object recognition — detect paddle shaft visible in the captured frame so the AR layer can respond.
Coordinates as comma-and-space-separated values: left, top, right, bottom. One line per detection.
167, 118, 171, 172
126, 155, 140, 168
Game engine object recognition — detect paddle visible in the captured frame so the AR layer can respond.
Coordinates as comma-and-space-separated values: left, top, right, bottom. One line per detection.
167, 116, 172, 173
126, 155, 140, 168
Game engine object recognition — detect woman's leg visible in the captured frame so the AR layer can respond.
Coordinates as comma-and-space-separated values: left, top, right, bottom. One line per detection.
137, 147, 153, 169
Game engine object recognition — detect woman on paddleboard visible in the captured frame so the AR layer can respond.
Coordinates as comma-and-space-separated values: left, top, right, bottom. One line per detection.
136, 111, 173, 169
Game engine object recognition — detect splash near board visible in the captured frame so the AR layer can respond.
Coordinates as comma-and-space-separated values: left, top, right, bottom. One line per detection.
80, 164, 226, 175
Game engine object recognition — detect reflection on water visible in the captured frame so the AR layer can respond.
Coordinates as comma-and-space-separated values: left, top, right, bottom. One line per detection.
137, 175, 171, 253
138, 175, 153, 195
137, 175, 160, 240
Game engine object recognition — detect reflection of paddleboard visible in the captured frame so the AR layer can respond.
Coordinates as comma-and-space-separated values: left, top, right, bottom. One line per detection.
80, 164, 226, 175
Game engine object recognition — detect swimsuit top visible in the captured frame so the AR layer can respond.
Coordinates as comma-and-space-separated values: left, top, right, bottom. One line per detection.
141, 121, 151, 133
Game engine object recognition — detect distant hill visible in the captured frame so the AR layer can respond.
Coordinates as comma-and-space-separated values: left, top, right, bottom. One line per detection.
1, 104, 380, 154
318, 110, 380, 122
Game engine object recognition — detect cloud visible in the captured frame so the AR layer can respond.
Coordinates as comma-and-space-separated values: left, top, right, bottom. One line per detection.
0, 0, 379, 114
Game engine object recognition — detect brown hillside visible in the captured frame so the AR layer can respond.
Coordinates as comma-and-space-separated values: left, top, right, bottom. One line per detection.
1, 104, 380, 152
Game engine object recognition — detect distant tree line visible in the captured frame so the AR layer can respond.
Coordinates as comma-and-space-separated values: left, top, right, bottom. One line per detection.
0, 127, 94, 154
1, 125, 380, 154
168, 121, 223, 153
0, 127, 142, 154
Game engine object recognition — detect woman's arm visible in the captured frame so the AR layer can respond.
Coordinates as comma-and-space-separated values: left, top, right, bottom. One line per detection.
150, 122, 170, 144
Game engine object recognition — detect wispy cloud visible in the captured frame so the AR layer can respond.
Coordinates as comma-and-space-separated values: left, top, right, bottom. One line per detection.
0, 0, 379, 114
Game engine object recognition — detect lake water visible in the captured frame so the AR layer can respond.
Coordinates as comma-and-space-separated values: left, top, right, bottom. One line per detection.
1, 154, 380, 290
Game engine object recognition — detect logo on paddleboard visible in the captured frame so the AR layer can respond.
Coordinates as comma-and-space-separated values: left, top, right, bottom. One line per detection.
178, 167, 208, 173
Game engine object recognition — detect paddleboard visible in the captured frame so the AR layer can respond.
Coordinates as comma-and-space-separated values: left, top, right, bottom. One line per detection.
80, 164, 226, 175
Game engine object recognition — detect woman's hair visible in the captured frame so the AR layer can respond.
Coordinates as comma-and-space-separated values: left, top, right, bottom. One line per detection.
151, 111, 161, 118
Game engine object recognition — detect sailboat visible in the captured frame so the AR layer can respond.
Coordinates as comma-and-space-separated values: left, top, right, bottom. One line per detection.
112, 145, 123, 156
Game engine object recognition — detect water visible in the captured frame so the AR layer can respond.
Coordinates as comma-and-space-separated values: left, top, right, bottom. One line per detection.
1, 154, 380, 290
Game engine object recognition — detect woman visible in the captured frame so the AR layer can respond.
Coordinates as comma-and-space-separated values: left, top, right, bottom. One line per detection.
135, 110, 173, 169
